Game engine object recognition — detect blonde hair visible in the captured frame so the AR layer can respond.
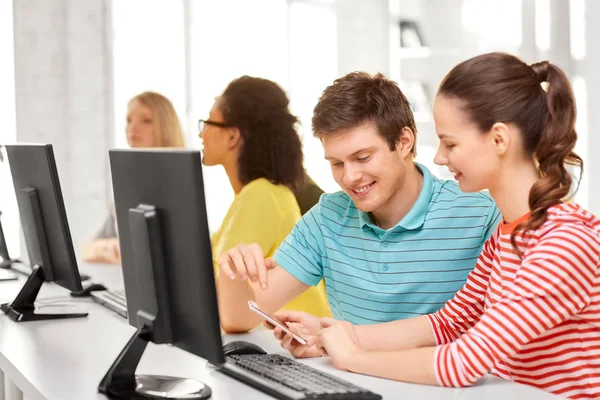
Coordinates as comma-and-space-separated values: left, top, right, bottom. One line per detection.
129, 91, 185, 147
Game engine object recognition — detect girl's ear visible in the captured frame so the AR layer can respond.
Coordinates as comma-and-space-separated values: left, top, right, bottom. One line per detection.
490, 122, 510, 155
227, 127, 242, 149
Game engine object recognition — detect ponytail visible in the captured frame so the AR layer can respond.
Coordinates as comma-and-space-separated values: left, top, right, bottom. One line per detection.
511, 61, 583, 250
437, 53, 583, 253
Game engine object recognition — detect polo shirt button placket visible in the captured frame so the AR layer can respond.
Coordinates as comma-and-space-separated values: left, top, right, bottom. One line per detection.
381, 241, 389, 248
382, 264, 389, 271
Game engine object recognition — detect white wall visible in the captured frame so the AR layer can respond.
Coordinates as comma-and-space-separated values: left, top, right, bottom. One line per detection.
336, 0, 390, 76
581, 0, 600, 215
0, 0, 18, 257
289, 1, 339, 193
12, 0, 114, 254
391, 0, 597, 214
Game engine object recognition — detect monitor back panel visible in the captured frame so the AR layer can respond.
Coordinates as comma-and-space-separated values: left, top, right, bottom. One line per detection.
109, 149, 224, 365
6, 144, 82, 292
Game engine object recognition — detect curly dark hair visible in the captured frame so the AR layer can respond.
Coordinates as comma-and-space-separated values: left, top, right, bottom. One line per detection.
219, 76, 304, 192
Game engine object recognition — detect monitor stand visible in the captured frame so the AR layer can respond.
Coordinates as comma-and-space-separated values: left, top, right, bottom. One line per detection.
0, 264, 88, 322
98, 326, 211, 399
1, 210, 27, 281
99, 204, 211, 399
1, 189, 89, 322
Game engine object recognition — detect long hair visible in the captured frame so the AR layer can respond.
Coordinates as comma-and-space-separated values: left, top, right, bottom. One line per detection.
438, 52, 583, 250
219, 76, 304, 192
129, 91, 185, 148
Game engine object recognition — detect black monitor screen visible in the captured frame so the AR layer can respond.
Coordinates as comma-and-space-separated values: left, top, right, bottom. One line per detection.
110, 149, 224, 366
6, 144, 83, 292
0, 210, 11, 266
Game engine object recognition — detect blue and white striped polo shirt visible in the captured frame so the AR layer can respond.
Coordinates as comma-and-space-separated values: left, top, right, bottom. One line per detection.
274, 164, 500, 324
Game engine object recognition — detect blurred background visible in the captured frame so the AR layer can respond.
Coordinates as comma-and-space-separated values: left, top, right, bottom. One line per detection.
0, 0, 597, 260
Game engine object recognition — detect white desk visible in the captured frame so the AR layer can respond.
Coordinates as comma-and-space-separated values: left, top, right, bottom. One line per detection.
0, 265, 561, 400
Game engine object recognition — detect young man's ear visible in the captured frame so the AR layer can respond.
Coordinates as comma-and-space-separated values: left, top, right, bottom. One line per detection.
227, 127, 242, 149
490, 122, 510, 155
398, 127, 415, 157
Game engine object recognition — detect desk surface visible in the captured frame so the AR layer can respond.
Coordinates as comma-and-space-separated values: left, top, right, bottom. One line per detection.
0, 264, 560, 400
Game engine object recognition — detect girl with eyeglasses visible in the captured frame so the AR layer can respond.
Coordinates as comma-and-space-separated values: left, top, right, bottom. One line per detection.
200, 76, 330, 322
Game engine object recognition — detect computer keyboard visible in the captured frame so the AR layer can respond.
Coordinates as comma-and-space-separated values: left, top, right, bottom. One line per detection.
90, 289, 127, 318
221, 354, 382, 400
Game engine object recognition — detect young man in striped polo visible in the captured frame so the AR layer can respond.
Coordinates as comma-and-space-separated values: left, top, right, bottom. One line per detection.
216, 72, 500, 336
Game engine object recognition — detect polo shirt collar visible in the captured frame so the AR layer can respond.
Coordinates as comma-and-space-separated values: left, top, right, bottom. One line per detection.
358, 207, 373, 228
359, 163, 434, 232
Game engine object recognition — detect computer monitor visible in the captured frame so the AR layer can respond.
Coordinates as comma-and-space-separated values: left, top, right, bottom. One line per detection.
0, 210, 14, 267
0, 145, 19, 270
2, 144, 87, 321
0, 211, 18, 281
101, 149, 223, 399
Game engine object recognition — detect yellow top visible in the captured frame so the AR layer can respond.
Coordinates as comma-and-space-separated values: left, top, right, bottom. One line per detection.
212, 178, 331, 317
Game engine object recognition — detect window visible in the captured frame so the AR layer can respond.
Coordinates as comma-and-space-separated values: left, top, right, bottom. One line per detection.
288, 1, 338, 192
189, 0, 340, 230
190, 0, 289, 231
112, 0, 186, 149
112, 0, 338, 232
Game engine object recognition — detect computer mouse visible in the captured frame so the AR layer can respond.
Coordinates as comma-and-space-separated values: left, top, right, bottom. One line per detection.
222, 340, 267, 356
70, 283, 107, 297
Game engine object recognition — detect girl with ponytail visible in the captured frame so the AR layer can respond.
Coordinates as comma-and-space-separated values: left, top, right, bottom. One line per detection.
291, 53, 599, 398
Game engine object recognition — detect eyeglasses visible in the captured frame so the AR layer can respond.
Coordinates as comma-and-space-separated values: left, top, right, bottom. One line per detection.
198, 119, 231, 133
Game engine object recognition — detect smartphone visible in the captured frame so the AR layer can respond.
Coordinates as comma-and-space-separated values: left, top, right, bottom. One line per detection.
248, 300, 307, 345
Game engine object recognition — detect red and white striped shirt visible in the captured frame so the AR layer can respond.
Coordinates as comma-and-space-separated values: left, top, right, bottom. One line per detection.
426, 203, 600, 399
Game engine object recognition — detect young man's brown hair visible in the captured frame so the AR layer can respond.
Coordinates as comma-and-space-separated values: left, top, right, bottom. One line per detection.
312, 71, 418, 156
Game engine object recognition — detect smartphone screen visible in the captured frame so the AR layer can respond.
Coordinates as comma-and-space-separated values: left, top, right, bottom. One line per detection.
248, 300, 307, 345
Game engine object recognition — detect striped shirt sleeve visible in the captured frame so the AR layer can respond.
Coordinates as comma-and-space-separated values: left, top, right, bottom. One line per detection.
482, 204, 501, 242
432, 226, 599, 387
426, 231, 497, 344
273, 205, 325, 286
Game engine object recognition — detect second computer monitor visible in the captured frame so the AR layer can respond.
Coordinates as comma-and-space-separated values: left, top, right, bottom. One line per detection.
2, 144, 86, 321
6, 144, 83, 290
109, 149, 224, 365
0, 210, 13, 268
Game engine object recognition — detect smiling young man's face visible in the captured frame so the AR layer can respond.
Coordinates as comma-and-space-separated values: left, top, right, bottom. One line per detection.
323, 121, 408, 214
